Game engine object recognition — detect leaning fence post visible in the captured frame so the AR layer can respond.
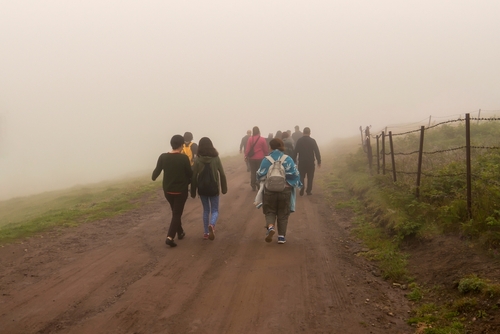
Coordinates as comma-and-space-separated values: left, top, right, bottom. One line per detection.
416, 126, 425, 198
382, 131, 386, 175
389, 131, 397, 182
466, 113, 472, 219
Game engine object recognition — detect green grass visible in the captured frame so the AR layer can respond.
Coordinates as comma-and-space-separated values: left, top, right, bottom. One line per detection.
0, 175, 161, 244
321, 131, 500, 333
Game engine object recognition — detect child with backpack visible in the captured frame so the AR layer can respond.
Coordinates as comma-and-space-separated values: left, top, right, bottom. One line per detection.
182, 132, 198, 166
191, 137, 228, 240
256, 138, 302, 244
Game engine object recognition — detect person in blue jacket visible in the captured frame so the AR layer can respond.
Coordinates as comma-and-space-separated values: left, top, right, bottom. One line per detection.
256, 138, 303, 244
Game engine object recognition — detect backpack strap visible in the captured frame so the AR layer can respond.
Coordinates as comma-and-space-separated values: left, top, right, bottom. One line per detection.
265, 156, 275, 164
266, 154, 288, 164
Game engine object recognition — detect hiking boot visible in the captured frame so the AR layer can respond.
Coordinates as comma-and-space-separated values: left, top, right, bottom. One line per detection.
277, 236, 286, 244
265, 226, 275, 243
208, 225, 215, 240
203, 233, 209, 240
178, 232, 185, 240
299, 188, 304, 196
165, 238, 177, 247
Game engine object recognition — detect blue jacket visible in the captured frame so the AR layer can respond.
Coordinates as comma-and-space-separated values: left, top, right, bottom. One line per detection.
256, 149, 303, 211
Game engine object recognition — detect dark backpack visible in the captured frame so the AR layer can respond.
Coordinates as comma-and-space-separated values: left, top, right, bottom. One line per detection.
197, 162, 219, 196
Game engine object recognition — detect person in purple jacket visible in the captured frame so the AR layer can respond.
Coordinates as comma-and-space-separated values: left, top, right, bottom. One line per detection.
245, 126, 269, 191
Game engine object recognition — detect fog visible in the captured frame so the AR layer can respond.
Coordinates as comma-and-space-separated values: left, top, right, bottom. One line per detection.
1, 1, 500, 200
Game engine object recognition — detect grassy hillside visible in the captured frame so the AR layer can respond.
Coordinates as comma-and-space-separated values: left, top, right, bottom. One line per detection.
325, 122, 500, 333
0, 175, 161, 244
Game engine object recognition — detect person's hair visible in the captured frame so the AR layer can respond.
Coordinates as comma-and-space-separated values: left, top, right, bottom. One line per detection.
252, 126, 260, 136
183, 132, 193, 142
171, 135, 185, 150
197, 137, 219, 157
269, 138, 285, 152
247, 129, 251, 135
281, 131, 289, 139
274, 130, 282, 139
294, 125, 300, 130
303, 127, 311, 135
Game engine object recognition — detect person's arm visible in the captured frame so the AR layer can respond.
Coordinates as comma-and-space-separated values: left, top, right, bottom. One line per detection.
191, 143, 198, 158
284, 156, 302, 187
217, 157, 228, 194
256, 157, 270, 181
190, 161, 198, 198
240, 137, 245, 153
185, 155, 193, 185
244, 137, 251, 156
314, 140, 321, 167
152, 154, 163, 181
293, 140, 300, 162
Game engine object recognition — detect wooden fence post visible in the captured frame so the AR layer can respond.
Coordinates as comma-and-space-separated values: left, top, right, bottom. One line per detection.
376, 135, 380, 174
466, 113, 472, 219
389, 131, 397, 182
382, 131, 386, 175
416, 126, 425, 198
364, 126, 373, 174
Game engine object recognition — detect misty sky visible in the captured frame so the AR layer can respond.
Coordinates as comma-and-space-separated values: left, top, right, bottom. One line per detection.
1, 1, 500, 200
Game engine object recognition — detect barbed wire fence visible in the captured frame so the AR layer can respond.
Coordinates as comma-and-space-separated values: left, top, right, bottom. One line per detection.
359, 109, 500, 219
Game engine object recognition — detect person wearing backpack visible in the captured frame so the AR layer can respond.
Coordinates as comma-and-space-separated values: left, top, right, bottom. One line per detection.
181, 132, 198, 166
191, 137, 228, 240
256, 138, 302, 244
245, 126, 269, 191
152, 134, 193, 248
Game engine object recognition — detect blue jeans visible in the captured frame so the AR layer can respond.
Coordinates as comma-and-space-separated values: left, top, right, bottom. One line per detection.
200, 195, 220, 234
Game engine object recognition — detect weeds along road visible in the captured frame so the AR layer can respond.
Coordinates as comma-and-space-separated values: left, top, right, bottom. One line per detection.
0, 154, 413, 334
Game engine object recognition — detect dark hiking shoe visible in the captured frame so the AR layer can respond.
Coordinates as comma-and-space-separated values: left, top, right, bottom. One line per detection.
178, 232, 185, 240
277, 236, 286, 244
265, 227, 275, 243
165, 238, 177, 247
299, 188, 304, 196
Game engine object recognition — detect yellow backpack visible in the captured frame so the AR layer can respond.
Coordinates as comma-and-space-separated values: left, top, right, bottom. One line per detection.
181, 142, 194, 165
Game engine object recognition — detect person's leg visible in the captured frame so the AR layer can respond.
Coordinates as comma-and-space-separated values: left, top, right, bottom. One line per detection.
167, 192, 188, 240
249, 159, 260, 190
200, 195, 210, 235
298, 164, 306, 196
276, 187, 292, 239
207, 196, 219, 240
306, 164, 316, 195
209, 196, 219, 227
262, 190, 278, 242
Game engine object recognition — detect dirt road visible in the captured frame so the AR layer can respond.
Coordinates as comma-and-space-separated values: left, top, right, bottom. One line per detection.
0, 155, 413, 334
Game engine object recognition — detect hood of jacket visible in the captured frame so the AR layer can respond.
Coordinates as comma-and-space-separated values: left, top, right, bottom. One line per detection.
197, 155, 216, 164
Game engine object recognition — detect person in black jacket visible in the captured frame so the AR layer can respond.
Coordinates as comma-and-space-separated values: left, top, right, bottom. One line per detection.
293, 127, 321, 196
152, 134, 193, 247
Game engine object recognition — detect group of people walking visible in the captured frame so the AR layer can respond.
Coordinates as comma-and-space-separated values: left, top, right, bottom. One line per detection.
152, 132, 227, 247
153, 126, 321, 248
242, 125, 322, 196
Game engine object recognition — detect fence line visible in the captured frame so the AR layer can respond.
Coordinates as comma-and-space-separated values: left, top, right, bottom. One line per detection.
359, 111, 500, 220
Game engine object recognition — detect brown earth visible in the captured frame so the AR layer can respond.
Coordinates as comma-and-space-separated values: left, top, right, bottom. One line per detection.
4, 153, 482, 334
